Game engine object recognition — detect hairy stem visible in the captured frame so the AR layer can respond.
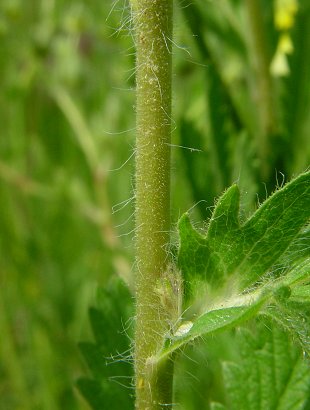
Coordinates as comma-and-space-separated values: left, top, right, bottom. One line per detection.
131, 0, 174, 409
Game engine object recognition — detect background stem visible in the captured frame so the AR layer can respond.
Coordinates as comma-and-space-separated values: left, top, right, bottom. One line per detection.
245, 0, 277, 180
131, 1, 173, 409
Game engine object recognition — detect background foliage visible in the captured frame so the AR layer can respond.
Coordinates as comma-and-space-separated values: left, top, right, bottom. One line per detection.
0, 0, 309, 409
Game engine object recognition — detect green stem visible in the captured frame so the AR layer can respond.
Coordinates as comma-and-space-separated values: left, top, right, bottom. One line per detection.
246, 0, 277, 179
131, 1, 173, 409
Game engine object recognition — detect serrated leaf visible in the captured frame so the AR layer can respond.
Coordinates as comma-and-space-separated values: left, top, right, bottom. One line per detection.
77, 279, 134, 410
222, 322, 310, 410
157, 173, 310, 362
178, 171, 310, 298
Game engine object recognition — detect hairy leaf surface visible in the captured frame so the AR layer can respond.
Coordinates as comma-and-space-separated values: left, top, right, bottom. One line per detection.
222, 322, 310, 410
158, 172, 310, 359
178, 171, 310, 297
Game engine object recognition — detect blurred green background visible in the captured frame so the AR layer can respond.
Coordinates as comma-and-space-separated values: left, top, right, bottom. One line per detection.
0, 0, 309, 409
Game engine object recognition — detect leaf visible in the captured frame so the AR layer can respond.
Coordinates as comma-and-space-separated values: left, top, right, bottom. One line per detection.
178, 171, 310, 298
279, 226, 310, 269
271, 257, 310, 355
77, 278, 134, 410
283, 257, 310, 288
156, 172, 310, 362
264, 302, 310, 357
222, 322, 310, 410
158, 297, 267, 360
76, 377, 133, 410
76, 378, 107, 410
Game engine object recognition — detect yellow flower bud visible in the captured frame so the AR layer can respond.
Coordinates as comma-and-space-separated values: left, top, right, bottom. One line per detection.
278, 33, 294, 54
274, 0, 298, 30
270, 48, 290, 77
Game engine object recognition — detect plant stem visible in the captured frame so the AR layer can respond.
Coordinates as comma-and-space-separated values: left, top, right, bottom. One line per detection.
245, 0, 277, 180
131, 1, 173, 409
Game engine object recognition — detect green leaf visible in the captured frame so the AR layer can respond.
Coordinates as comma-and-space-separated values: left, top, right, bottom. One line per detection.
78, 342, 109, 379
178, 171, 310, 298
222, 322, 310, 410
282, 258, 310, 290
157, 173, 310, 362
264, 302, 310, 357
76, 378, 106, 410
158, 297, 267, 360
278, 227, 310, 268
76, 377, 133, 410
77, 278, 134, 410
259, 255, 310, 356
